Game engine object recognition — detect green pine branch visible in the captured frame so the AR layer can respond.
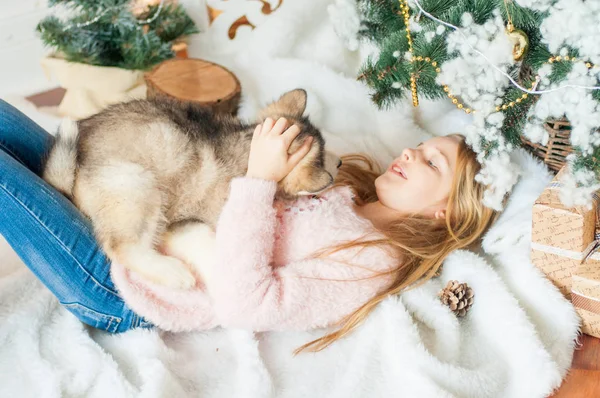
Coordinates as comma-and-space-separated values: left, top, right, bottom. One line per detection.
48, 0, 130, 13
37, 0, 199, 70
357, 0, 550, 156
499, 83, 537, 147
357, 0, 600, 189
146, 3, 199, 43
573, 145, 600, 176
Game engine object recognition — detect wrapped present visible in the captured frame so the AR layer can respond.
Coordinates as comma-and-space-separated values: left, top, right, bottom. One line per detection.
572, 248, 600, 338
531, 167, 600, 297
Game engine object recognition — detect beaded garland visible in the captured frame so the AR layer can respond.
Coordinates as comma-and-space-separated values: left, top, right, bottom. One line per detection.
406, 43, 598, 115
398, 0, 418, 107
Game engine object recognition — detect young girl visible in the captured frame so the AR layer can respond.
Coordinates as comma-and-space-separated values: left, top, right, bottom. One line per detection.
0, 100, 498, 351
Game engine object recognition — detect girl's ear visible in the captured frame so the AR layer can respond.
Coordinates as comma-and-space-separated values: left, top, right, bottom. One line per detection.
434, 209, 446, 220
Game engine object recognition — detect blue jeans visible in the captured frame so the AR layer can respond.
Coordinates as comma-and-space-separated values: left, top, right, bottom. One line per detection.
0, 99, 152, 333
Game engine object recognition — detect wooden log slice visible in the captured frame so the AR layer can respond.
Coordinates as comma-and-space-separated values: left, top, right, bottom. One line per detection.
145, 58, 241, 114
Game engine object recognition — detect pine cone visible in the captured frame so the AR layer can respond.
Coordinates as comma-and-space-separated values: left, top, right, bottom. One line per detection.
438, 280, 474, 317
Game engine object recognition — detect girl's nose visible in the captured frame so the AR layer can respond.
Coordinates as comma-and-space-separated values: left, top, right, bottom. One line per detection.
402, 148, 414, 161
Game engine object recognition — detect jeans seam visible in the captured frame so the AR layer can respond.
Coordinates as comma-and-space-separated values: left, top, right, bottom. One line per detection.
0, 182, 121, 297
62, 302, 123, 332
0, 141, 28, 169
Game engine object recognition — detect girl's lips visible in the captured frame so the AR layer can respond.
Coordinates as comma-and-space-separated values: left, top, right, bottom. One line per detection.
389, 163, 407, 179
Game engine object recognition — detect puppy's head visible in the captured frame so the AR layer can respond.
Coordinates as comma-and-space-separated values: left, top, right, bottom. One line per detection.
258, 89, 340, 199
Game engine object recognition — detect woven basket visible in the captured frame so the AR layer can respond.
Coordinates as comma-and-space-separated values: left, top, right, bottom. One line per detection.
520, 119, 573, 173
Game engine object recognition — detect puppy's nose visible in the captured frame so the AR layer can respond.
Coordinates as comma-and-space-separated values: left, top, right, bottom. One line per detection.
337, 160, 343, 169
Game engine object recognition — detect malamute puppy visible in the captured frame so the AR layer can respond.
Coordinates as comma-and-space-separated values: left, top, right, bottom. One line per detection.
43, 89, 339, 289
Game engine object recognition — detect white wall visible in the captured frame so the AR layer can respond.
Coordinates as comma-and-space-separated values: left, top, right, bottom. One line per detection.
0, 0, 54, 96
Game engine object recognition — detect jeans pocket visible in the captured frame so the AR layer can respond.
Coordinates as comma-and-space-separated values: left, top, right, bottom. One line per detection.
62, 302, 123, 333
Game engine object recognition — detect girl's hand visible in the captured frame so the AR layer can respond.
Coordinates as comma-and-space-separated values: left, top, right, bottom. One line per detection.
246, 117, 313, 182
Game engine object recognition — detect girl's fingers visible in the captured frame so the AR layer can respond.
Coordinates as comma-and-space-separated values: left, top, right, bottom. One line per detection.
288, 137, 313, 167
253, 124, 262, 138
270, 117, 289, 136
282, 124, 301, 146
261, 117, 274, 135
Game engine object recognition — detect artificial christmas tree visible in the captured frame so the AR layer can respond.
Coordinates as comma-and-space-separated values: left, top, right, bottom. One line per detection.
36, 0, 199, 119
37, 0, 198, 70
353, 0, 600, 210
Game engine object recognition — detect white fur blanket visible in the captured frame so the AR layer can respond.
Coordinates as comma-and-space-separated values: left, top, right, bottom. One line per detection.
0, 1, 578, 397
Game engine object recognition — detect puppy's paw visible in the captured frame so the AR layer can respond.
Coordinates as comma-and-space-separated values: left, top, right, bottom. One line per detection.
152, 256, 197, 290
162, 223, 216, 284
163, 223, 215, 264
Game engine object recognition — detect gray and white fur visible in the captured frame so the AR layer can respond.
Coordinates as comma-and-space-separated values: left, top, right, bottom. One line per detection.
43, 89, 340, 289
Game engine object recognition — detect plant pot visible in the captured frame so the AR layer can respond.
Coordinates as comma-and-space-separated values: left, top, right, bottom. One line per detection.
40, 56, 147, 119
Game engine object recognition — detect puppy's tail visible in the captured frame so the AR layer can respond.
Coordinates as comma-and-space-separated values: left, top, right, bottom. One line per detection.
43, 118, 79, 198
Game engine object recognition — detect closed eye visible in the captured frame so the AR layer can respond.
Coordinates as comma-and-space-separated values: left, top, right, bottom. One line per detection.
428, 160, 438, 170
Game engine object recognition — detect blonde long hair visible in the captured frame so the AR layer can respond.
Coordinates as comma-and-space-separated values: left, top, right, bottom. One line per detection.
295, 134, 500, 354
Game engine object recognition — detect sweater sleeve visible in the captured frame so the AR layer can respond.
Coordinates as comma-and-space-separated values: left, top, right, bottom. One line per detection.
208, 177, 392, 331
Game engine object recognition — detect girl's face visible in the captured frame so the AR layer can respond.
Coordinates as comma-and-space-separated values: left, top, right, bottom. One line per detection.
375, 135, 461, 219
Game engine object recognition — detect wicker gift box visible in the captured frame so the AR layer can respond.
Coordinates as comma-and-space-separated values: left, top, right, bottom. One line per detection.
520, 119, 573, 173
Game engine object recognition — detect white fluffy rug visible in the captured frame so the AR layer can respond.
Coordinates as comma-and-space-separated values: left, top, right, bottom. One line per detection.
0, 0, 579, 397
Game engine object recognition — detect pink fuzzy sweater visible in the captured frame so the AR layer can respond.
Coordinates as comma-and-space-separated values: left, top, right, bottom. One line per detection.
110, 177, 397, 332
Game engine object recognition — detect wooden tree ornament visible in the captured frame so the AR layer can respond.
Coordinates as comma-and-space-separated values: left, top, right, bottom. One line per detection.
145, 58, 241, 114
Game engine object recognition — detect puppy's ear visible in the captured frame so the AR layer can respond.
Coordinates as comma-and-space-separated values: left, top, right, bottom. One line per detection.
259, 89, 307, 120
